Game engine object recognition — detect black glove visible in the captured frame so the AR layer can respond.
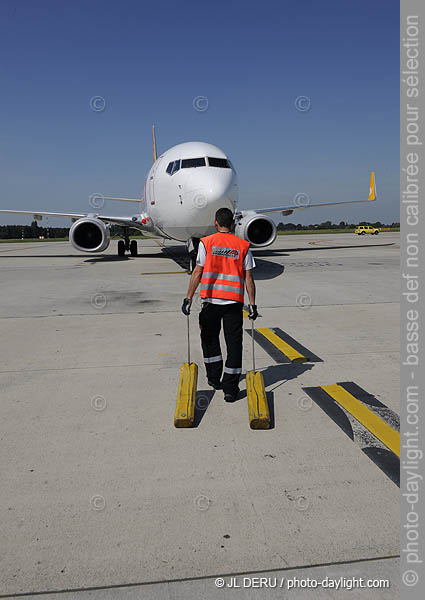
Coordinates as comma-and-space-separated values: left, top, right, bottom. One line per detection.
181, 298, 192, 315
248, 304, 258, 320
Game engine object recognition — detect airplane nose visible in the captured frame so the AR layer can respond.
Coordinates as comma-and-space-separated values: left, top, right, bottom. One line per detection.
185, 169, 236, 211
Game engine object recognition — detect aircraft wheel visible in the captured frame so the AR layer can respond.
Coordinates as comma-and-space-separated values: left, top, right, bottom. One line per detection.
130, 240, 138, 256
118, 240, 126, 256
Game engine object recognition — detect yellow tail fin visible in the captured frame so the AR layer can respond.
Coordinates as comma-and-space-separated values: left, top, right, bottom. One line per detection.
152, 125, 157, 162
368, 171, 376, 201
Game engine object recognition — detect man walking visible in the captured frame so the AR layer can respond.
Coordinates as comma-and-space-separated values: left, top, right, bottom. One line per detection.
181, 208, 257, 402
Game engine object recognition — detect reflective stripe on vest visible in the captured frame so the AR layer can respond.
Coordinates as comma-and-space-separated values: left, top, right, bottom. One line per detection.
200, 232, 250, 303
202, 272, 243, 283
201, 283, 244, 294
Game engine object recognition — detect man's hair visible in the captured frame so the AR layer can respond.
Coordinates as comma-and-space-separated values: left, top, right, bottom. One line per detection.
215, 207, 234, 229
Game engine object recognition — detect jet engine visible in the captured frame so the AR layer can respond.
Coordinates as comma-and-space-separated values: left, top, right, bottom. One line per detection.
69, 217, 110, 252
234, 212, 277, 247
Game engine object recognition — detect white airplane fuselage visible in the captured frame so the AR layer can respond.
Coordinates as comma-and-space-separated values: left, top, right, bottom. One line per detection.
140, 141, 238, 241
0, 139, 376, 257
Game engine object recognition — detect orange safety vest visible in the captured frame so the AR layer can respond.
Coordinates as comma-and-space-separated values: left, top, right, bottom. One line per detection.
200, 232, 250, 303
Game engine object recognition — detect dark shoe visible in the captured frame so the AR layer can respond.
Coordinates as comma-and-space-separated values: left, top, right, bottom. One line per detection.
224, 389, 240, 403
208, 379, 222, 390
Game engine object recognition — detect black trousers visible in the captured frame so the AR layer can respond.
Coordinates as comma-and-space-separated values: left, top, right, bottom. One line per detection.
199, 301, 243, 395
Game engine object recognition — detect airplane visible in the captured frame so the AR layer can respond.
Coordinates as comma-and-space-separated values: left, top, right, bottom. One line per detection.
0, 127, 377, 271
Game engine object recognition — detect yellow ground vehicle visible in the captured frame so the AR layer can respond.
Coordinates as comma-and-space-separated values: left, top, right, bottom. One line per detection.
355, 225, 380, 235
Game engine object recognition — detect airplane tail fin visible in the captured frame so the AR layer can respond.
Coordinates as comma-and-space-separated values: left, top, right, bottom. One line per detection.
368, 171, 376, 201
152, 125, 157, 162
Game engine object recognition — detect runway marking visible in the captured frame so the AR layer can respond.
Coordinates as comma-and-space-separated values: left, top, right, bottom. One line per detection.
303, 382, 400, 485
257, 328, 307, 362
246, 327, 322, 363
320, 384, 400, 456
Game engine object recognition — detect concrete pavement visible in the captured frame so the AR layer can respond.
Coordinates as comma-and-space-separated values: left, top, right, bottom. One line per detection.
0, 233, 400, 597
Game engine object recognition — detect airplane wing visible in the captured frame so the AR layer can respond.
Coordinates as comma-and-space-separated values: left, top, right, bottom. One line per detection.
248, 171, 376, 215
0, 209, 87, 219
0, 210, 145, 229
102, 197, 141, 203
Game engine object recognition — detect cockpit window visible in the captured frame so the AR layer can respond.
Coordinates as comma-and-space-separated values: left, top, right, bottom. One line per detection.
166, 160, 180, 175
207, 157, 231, 168
181, 157, 206, 168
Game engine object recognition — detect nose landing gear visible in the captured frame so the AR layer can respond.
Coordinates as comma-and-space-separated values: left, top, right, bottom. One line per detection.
117, 227, 138, 257
118, 240, 126, 256
130, 240, 138, 256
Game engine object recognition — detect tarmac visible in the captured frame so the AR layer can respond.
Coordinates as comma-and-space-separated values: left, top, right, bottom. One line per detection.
0, 233, 400, 599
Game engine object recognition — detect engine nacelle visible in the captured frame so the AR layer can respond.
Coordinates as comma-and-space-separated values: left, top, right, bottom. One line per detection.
234, 212, 277, 247
69, 217, 110, 253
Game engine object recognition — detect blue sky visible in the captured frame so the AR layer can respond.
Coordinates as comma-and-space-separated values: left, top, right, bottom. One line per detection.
1, 0, 399, 226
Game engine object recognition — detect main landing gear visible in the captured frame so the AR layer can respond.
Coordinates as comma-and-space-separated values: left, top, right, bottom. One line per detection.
186, 237, 200, 273
117, 227, 138, 257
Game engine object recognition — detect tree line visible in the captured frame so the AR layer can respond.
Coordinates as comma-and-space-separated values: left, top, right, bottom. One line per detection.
0, 221, 69, 239
0, 220, 400, 239
0, 221, 129, 239
277, 220, 400, 231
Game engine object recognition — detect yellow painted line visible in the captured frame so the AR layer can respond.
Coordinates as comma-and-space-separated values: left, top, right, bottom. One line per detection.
321, 384, 400, 457
257, 328, 307, 363
242, 309, 249, 318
